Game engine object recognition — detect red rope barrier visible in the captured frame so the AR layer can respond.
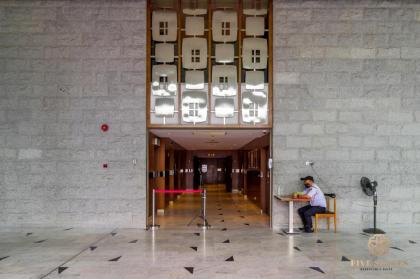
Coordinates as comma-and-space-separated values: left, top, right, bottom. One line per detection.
154, 189, 203, 194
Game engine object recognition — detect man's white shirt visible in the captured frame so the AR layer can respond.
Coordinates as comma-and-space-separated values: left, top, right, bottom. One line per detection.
303, 183, 327, 208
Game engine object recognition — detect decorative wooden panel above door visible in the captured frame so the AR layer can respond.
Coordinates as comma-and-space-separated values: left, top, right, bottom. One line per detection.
147, 0, 272, 128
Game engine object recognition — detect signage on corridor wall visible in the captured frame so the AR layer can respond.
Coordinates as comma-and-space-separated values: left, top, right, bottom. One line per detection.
201, 164, 208, 173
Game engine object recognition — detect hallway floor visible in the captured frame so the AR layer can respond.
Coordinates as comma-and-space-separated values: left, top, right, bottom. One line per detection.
0, 188, 418, 278
155, 184, 269, 229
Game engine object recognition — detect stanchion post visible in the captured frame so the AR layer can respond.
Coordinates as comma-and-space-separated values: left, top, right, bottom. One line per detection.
203, 189, 206, 225
149, 188, 160, 230
152, 188, 156, 226
200, 189, 210, 229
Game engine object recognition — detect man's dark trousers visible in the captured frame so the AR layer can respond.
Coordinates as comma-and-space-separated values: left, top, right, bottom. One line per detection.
298, 205, 326, 231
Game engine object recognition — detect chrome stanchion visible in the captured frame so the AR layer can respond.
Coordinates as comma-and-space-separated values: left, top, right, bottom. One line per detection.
149, 189, 160, 230
200, 189, 210, 229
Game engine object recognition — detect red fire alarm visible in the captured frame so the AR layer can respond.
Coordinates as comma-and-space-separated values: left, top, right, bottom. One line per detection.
102, 163, 108, 169
101, 124, 109, 132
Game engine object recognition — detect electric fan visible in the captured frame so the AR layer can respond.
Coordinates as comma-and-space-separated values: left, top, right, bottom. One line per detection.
360, 177, 385, 234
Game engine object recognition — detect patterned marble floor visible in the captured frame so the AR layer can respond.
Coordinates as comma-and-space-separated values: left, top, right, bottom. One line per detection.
0, 187, 419, 278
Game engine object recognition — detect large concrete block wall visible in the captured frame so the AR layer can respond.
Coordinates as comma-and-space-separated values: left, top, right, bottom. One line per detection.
273, 0, 420, 230
1, 0, 420, 231
0, 0, 147, 228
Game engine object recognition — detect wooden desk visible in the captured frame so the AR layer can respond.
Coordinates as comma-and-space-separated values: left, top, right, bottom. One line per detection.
275, 195, 310, 234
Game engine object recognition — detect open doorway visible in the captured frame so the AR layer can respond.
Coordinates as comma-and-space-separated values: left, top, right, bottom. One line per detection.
147, 129, 272, 229
194, 156, 229, 188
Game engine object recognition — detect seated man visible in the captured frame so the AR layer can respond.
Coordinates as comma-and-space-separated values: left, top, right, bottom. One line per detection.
297, 176, 326, 233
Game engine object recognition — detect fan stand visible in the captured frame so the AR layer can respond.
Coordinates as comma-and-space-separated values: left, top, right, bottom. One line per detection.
363, 190, 385, 234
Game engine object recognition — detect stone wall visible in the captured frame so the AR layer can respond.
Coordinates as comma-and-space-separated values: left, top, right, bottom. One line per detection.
272, 0, 420, 230
0, 0, 147, 228
1, 0, 420, 231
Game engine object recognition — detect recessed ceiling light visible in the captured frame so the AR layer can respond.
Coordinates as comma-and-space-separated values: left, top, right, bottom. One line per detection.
193, 131, 226, 137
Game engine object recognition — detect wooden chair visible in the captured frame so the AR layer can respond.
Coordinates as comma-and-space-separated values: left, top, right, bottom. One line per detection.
314, 193, 337, 233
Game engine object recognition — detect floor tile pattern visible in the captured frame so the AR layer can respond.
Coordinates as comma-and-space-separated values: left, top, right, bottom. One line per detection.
0, 186, 418, 278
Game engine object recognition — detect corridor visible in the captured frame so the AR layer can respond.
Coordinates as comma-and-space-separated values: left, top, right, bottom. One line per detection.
155, 184, 269, 229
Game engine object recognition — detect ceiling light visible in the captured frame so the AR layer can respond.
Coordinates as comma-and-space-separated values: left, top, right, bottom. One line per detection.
192, 131, 226, 137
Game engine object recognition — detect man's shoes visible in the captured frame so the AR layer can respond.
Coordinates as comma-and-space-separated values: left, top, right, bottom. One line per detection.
303, 228, 314, 233
298, 227, 304, 231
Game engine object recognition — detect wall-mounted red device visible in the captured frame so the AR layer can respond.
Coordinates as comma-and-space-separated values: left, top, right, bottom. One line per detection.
101, 124, 109, 132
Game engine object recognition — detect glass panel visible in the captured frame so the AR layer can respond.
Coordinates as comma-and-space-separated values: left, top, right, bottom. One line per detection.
151, 65, 177, 96
215, 43, 235, 63
212, 65, 237, 97
242, 38, 267, 70
245, 71, 265, 90
182, 38, 207, 69
211, 94, 238, 125
155, 43, 175, 63
212, 0, 237, 9
245, 16, 265, 36
182, 0, 208, 14
181, 89, 208, 124
150, 0, 271, 127
152, 11, 177, 42
211, 65, 238, 125
243, 0, 268, 14
215, 98, 235, 118
212, 11, 237, 42
241, 86, 268, 124
155, 98, 175, 117
152, 0, 177, 8
185, 16, 205, 36
185, 70, 205, 90
150, 88, 179, 125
